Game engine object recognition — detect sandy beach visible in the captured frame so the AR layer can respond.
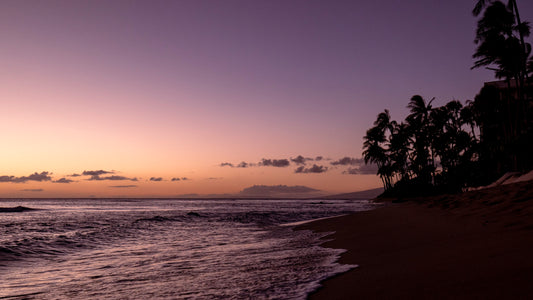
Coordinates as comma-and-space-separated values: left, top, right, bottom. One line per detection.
300, 180, 533, 299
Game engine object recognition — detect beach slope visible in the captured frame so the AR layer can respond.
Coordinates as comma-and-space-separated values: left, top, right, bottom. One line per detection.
300, 180, 533, 299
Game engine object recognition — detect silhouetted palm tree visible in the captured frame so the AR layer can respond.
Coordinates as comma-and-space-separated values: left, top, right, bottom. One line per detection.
363, 95, 487, 194
364, 109, 399, 190
432, 101, 471, 188
374, 109, 396, 135
388, 122, 411, 182
362, 125, 390, 189
406, 95, 434, 184
473, 1, 531, 111
472, 1, 532, 171
472, 2, 523, 77
473, 0, 529, 82
460, 100, 479, 141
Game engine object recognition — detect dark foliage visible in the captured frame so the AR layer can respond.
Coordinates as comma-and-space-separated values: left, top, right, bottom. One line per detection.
362, 1, 532, 197
363, 96, 482, 195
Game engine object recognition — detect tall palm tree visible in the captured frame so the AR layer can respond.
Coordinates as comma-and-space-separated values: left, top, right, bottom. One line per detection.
460, 100, 479, 141
426, 100, 479, 190
473, 0, 529, 80
473, 1, 532, 171
388, 122, 411, 182
407, 95, 434, 124
437, 102, 464, 172
444, 100, 464, 132
473, 0, 487, 17
406, 95, 435, 184
429, 105, 449, 177
472, 2, 523, 76
362, 125, 390, 189
473, 1, 531, 103
374, 109, 396, 135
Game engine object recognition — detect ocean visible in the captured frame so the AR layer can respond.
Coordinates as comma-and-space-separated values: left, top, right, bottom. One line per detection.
0, 198, 375, 299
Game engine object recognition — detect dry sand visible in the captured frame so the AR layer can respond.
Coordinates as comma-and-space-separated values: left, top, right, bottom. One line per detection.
299, 180, 533, 299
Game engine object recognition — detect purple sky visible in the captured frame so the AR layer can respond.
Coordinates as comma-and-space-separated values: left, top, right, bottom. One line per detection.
1, 0, 532, 196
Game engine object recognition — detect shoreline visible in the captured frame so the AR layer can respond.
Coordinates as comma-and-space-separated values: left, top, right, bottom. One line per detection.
299, 180, 533, 299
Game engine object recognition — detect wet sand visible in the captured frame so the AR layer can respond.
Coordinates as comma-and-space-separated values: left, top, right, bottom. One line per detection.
300, 181, 533, 299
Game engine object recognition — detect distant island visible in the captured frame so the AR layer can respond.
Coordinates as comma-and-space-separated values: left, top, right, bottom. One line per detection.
239, 185, 322, 198
170, 185, 381, 200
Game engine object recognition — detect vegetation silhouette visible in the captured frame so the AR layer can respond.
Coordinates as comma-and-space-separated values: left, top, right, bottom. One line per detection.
363, 96, 479, 197
363, 0, 532, 197
473, 0, 530, 83
472, 0, 532, 175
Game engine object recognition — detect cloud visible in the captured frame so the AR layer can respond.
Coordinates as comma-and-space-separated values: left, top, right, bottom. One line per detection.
82, 170, 114, 176
294, 164, 328, 174
109, 185, 137, 188
172, 177, 189, 181
343, 168, 359, 175
331, 157, 363, 166
54, 178, 74, 183
26, 172, 52, 181
21, 188, 44, 192
80, 170, 136, 181
206, 177, 222, 180
343, 163, 378, 175
291, 155, 306, 165
259, 158, 290, 167
68, 173, 82, 177
88, 175, 138, 181
0, 172, 52, 183
220, 156, 345, 169
237, 161, 250, 168
0, 176, 17, 182
290, 155, 313, 165
220, 161, 252, 168
150, 177, 163, 181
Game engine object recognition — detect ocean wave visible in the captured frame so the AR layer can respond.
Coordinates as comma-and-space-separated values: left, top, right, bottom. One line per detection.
0, 199, 374, 299
134, 215, 177, 223
0, 206, 38, 213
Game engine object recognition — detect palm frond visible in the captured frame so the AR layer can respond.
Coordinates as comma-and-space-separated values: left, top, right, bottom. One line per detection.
473, 0, 489, 17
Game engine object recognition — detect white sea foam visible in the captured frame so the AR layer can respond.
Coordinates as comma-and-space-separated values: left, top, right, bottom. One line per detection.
280, 214, 351, 227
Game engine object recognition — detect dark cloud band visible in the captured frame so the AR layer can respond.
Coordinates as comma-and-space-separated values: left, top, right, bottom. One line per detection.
259, 158, 290, 167
0, 172, 52, 183
82, 170, 114, 176
343, 163, 378, 175
172, 177, 189, 181
88, 175, 138, 181
330, 157, 363, 166
54, 178, 74, 183
294, 164, 328, 174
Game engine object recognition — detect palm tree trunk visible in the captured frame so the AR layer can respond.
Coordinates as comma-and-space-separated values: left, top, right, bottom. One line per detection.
471, 124, 477, 142
510, 0, 529, 127
506, 79, 518, 171
510, 0, 528, 80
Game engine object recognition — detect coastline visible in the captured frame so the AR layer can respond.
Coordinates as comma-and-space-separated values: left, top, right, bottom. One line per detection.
299, 180, 533, 299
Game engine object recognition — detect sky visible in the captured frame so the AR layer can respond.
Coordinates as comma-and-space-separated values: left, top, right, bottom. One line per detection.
1, 0, 532, 197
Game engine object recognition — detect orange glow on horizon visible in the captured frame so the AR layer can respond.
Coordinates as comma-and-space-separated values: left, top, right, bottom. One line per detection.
0, 165, 381, 198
